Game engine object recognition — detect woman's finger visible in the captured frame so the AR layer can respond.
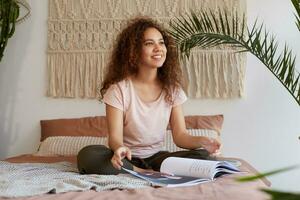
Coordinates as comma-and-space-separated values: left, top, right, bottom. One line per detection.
117, 159, 123, 167
125, 148, 132, 160
111, 158, 122, 170
111, 159, 117, 169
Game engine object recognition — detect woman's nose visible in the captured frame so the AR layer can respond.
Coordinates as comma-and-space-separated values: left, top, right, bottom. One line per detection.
154, 43, 162, 51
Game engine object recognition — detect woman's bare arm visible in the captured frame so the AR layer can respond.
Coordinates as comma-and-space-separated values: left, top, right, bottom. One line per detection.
170, 105, 220, 154
106, 104, 131, 169
106, 104, 124, 151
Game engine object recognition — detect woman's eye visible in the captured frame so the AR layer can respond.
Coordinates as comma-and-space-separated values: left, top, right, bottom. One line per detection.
144, 41, 165, 46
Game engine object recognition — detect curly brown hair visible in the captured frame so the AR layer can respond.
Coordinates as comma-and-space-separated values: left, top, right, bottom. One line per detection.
100, 17, 183, 104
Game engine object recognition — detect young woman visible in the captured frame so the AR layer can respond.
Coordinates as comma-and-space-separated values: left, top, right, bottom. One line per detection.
77, 17, 221, 175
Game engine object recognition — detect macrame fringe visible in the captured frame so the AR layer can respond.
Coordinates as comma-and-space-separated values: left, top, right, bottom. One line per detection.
47, 52, 108, 98
181, 51, 246, 98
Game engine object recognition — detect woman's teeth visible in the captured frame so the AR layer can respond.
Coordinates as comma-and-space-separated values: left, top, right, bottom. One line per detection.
153, 55, 162, 58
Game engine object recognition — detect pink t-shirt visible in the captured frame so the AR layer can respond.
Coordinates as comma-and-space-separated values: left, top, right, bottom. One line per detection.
103, 79, 187, 158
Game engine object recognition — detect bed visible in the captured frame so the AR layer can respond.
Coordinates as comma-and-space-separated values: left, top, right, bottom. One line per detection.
0, 115, 270, 200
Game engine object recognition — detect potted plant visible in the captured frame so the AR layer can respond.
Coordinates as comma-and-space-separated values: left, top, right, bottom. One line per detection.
0, 0, 31, 62
0, 0, 19, 62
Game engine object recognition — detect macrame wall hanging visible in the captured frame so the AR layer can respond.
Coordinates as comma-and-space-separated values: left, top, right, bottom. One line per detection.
47, 0, 246, 98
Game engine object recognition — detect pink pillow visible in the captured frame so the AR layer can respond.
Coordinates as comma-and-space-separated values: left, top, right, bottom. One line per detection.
40, 115, 224, 141
40, 116, 108, 141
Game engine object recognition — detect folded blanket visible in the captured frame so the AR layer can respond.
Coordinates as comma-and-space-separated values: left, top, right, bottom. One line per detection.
0, 161, 150, 198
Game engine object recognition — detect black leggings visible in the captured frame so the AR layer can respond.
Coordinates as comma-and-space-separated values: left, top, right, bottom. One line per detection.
77, 145, 212, 175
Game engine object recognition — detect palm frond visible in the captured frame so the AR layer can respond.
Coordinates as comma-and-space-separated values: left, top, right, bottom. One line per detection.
236, 165, 298, 182
261, 189, 300, 200
237, 165, 299, 200
168, 9, 300, 106
291, 0, 300, 31
0, 0, 19, 62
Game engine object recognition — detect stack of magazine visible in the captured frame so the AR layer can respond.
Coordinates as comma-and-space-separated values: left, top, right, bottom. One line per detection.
123, 157, 241, 187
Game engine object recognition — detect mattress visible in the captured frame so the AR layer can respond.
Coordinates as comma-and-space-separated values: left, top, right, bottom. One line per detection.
0, 154, 270, 200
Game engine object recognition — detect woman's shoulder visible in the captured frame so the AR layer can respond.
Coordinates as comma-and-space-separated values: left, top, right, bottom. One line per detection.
170, 85, 186, 96
107, 79, 131, 93
116, 79, 130, 88
103, 79, 131, 106
169, 85, 187, 105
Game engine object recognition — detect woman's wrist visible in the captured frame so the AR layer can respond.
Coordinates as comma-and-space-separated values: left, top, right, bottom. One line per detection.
197, 136, 220, 154
108, 141, 124, 152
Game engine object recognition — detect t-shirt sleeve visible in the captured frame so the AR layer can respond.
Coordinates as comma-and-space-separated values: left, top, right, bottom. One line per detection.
103, 84, 124, 111
172, 87, 187, 107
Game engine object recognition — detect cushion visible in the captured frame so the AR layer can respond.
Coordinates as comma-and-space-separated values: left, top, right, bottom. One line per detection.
35, 136, 107, 156
40, 115, 224, 141
40, 116, 108, 141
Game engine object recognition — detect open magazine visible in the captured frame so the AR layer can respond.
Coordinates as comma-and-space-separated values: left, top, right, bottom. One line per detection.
122, 157, 240, 187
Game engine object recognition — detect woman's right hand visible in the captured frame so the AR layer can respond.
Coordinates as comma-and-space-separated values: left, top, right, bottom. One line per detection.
111, 146, 132, 170
199, 136, 221, 155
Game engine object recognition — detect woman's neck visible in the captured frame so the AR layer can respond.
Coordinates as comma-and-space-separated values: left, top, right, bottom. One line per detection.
130, 68, 163, 103
134, 68, 159, 84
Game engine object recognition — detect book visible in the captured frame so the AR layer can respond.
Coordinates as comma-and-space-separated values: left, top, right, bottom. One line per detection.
122, 157, 240, 187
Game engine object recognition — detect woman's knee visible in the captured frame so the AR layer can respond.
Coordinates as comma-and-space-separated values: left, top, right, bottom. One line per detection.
77, 145, 134, 175
77, 145, 112, 157
77, 145, 115, 174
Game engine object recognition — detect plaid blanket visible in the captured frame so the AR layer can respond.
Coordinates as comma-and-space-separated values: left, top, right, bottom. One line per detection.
0, 161, 150, 198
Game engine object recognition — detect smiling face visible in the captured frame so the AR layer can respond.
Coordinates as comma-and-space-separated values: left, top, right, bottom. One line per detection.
138, 27, 167, 69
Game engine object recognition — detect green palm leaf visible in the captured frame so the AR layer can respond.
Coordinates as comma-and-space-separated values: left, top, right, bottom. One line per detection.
236, 165, 299, 200
261, 189, 300, 200
169, 10, 300, 106
0, 0, 20, 62
236, 165, 298, 182
291, 0, 300, 31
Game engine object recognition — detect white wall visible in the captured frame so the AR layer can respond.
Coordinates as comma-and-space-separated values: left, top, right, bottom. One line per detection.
0, 0, 299, 192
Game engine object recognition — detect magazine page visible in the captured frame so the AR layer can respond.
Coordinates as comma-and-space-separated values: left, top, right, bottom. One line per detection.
122, 167, 210, 187
160, 157, 219, 179
212, 161, 240, 178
